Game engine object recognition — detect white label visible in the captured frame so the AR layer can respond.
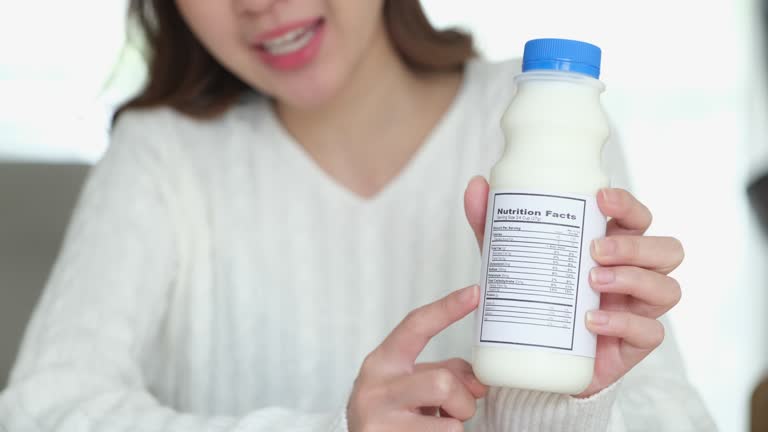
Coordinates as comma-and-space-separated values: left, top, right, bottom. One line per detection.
475, 190, 606, 357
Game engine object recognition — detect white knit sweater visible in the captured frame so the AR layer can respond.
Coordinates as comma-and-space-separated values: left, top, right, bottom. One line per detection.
0, 59, 715, 431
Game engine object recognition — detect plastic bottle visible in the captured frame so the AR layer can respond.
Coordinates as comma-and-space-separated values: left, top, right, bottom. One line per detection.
472, 38, 610, 394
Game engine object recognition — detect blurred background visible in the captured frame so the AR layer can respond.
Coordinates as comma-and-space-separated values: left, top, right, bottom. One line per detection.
0, 0, 765, 430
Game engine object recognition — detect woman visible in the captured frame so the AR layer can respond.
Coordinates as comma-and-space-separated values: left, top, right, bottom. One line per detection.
0, 0, 715, 431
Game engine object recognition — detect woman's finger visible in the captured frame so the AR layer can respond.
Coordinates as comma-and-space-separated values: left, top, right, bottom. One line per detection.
589, 266, 682, 317
373, 285, 479, 372
396, 414, 465, 432
384, 368, 477, 421
464, 175, 489, 251
415, 358, 489, 399
598, 188, 653, 235
586, 310, 665, 352
591, 236, 685, 274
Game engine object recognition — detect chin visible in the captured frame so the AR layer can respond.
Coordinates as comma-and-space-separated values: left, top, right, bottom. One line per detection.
266, 63, 348, 111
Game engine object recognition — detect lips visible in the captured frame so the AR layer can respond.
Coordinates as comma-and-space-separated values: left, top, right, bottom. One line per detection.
252, 18, 325, 71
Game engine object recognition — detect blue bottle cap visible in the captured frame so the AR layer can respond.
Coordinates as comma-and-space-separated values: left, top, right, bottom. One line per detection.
522, 38, 602, 79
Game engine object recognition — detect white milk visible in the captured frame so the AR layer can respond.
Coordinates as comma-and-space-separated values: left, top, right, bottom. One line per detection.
472, 39, 610, 394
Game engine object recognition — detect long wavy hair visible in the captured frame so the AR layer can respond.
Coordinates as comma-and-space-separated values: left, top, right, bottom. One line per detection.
115, 0, 475, 121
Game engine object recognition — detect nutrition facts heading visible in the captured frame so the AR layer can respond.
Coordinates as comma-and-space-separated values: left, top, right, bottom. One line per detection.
497, 207, 579, 222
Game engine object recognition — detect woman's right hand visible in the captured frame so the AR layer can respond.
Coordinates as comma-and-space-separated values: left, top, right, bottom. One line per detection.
347, 285, 488, 432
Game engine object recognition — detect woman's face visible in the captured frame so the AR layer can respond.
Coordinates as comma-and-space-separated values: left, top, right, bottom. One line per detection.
176, 0, 387, 109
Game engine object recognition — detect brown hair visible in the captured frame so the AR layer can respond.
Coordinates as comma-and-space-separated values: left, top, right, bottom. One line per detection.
115, 0, 474, 121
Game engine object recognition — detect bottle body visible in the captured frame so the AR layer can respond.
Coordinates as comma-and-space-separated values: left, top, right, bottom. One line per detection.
472, 69, 610, 394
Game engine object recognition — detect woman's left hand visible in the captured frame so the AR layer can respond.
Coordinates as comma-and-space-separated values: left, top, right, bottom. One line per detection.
464, 177, 684, 398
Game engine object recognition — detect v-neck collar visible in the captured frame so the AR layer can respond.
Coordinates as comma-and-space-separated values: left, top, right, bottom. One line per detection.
252, 60, 477, 209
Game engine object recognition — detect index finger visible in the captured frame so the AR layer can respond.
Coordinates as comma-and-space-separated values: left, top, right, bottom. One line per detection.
598, 188, 653, 235
375, 285, 479, 370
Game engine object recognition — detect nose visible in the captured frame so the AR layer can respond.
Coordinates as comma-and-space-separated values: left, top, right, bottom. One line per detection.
233, 0, 279, 16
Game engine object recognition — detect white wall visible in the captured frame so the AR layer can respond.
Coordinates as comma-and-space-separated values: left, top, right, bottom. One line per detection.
423, 0, 767, 430
0, 1, 765, 430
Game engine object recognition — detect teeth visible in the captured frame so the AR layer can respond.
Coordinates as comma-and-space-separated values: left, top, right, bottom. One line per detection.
262, 27, 308, 48
262, 28, 316, 55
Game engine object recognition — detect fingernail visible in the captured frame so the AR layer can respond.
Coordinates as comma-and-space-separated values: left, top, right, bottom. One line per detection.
459, 285, 479, 303
465, 371, 488, 388
587, 310, 610, 326
593, 238, 616, 257
590, 267, 615, 284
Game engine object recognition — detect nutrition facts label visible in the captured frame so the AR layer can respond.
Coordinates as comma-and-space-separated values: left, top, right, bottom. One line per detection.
477, 192, 602, 353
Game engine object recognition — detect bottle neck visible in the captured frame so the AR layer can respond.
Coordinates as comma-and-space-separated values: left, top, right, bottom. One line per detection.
515, 69, 605, 89
502, 70, 608, 152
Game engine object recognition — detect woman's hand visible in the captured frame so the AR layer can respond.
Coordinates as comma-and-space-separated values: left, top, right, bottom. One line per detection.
464, 177, 684, 398
347, 285, 489, 432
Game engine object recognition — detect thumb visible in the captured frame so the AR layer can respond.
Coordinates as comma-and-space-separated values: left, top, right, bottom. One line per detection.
464, 175, 489, 251
415, 358, 489, 399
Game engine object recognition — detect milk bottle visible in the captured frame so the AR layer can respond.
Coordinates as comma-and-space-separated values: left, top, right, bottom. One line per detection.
473, 39, 610, 394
